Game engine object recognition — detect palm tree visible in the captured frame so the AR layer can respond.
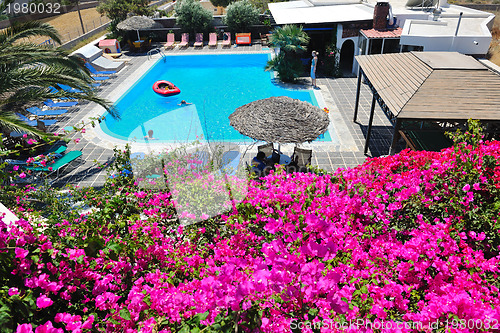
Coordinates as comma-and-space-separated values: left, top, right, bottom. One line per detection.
265, 25, 310, 83
0, 21, 118, 137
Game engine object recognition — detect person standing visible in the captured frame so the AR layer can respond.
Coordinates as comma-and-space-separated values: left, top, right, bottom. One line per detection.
311, 51, 318, 89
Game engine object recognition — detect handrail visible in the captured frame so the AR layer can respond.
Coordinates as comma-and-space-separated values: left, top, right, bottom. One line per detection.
147, 48, 167, 61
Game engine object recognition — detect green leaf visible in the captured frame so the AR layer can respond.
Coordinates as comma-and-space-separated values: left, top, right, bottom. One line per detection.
119, 308, 131, 321
178, 326, 190, 333
198, 311, 209, 321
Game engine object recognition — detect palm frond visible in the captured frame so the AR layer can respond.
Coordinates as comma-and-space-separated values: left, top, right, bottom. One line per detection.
0, 109, 51, 137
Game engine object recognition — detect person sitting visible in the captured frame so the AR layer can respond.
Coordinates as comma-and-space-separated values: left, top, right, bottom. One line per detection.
251, 152, 268, 174
178, 100, 192, 106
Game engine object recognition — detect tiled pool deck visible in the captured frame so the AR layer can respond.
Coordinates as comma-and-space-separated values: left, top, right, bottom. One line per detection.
50, 42, 403, 188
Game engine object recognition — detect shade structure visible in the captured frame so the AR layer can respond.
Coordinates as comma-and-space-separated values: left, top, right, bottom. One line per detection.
116, 16, 162, 40
229, 96, 329, 143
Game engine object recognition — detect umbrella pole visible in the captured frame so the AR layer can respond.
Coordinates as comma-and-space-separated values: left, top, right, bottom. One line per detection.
136, 30, 140, 41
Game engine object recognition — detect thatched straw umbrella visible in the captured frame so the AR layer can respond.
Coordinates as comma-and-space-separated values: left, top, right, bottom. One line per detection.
229, 96, 329, 145
116, 16, 162, 41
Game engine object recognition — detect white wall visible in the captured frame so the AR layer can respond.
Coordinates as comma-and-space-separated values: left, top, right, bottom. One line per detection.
401, 27, 491, 54
337, 24, 361, 74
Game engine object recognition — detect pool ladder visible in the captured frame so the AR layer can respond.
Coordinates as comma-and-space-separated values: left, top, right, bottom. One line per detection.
147, 48, 166, 62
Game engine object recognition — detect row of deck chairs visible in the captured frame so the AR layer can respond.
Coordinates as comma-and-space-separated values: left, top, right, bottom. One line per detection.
6, 63, 120, 184
15, 62, 118, 131
164, 32, 232, 49
3, 143, 83, 184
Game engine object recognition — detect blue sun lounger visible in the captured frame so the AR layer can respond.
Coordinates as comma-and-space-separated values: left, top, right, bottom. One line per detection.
92, 76, 110, 81
85, 62, 117, 75
58, 83, 100, 93
43, 98, 78, 108
27, 107, 68, 118
16, 113, 57, 127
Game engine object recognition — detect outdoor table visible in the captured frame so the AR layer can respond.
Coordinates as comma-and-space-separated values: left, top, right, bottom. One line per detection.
268, 153, 291, 165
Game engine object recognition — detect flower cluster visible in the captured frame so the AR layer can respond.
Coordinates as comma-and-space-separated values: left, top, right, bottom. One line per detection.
2, 139, 500, 332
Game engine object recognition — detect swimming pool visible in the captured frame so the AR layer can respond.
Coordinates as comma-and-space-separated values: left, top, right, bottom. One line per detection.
100, 53, 333, 143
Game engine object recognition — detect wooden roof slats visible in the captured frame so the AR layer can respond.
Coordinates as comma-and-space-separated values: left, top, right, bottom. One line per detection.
356, 52, 500, 122
356, 53, 433, 115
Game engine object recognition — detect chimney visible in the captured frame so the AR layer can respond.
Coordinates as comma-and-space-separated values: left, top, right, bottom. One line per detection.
373, 2, 390, 31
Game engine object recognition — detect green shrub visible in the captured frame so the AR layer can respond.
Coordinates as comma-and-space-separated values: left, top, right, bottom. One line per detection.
265, 25, 310, 83
223, 0, 260, 32
175, 0, 213, 35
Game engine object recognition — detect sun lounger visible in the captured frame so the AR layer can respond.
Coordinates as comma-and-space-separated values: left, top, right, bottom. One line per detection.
16, 113, 57, 127
43, 99, 78, 108
26, 107, 68, 118
194, 33, 203, 47
179, 33, 189, 48
25, 150, 82, 179
73, 44, 125, 72
208, 33, 217, 47
222, 32, 231, 47
58, 83, 100, 93
165, 33, 175, 49
85, 62, 116, 75
92, 75, 110, 81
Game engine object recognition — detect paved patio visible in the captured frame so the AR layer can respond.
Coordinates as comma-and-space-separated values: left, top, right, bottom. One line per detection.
49, 41, 403, 188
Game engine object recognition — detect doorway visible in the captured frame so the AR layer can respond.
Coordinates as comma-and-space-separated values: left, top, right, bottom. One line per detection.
340, 39, 355, 73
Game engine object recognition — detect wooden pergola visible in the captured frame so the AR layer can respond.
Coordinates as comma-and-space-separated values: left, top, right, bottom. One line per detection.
353, 51, 500, 154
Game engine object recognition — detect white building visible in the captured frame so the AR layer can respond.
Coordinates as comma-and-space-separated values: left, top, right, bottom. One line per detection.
268, 0, 495, 74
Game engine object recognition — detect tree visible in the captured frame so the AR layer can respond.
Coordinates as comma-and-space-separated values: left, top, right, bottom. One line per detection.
0, 21, 117, 136
209, 0, 233, 8
97, 0, 154, 31
224, 0, 260, 33
175, 0, 213, 35
265, 25, 310, 83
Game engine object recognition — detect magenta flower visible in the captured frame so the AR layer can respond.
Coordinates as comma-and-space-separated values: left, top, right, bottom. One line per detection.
8, 287, 19, 296
15, 324, 33, 333
18, 172, 27, 179
36, 295, 54, 309
34, 321, 63, 333
15, 247, 28, 259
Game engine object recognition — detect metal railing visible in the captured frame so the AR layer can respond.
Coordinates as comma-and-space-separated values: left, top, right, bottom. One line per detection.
147, 48, 167, 61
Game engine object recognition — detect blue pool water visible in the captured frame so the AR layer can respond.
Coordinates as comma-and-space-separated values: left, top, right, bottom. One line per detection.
100, 53, 332, 143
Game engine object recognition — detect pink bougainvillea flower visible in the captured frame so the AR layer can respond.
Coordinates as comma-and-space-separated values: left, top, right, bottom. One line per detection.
8, 287, 19, 296
13, 165, 19, 171
15, 247, 28, 259
18, 172, 27, 179
36, 295, 54, 309
15, 324, 33, 333
34, 321, 63, 333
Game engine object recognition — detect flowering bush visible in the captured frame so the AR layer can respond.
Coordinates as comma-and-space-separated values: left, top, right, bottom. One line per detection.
1, 127, 500, 332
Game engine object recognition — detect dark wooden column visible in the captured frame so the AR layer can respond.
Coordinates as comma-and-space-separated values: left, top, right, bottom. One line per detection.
389, 118, 402, 155
353, 68, 363, 122
363, 95, 376, 154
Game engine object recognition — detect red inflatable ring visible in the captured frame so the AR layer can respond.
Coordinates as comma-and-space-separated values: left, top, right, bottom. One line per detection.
152, 80, 180, 96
